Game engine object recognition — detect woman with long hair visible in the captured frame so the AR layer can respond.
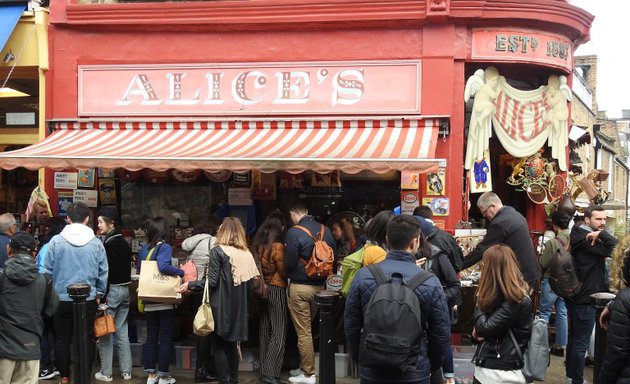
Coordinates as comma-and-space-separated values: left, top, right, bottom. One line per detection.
179, 217, 259, 384
95, 208, 133, 382
252, 210, 288, 384
138, 217, 184, 384
331, 217, 356, 259
472, 244, 532, 384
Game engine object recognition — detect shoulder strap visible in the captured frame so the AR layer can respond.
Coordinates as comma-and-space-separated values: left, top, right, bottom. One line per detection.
366, 264, 388, 286
508, 329, 524, 362
556, 237, 569, 251
318, 224, 325, 241
145, 242, 163, 261
294, 225, 316, 241
406, 269, 434, 292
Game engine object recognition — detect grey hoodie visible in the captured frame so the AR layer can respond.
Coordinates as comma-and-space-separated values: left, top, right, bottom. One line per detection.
44, 223, 109, 301
181, 233, 215, 278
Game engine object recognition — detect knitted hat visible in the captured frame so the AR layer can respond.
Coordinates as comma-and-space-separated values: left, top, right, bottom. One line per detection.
9, 231, 38, 253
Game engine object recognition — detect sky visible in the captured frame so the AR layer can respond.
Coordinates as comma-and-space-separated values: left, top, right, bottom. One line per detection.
569, 0, 629, 118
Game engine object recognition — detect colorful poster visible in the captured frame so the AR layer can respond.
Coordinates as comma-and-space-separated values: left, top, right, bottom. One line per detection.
311, 171, 341, 187
57, 191, 74, 216
78, 169, 95, 188
401, 172, 420, 190
252, 171, 277, 200
422, 197, 449, 216
469, 151, 492, 194
99, 178, 117, 205
426, 168, 446, 195
400, 191, 420, 215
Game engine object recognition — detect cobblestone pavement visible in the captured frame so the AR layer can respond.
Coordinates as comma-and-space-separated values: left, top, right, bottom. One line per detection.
94, 352, 592, 384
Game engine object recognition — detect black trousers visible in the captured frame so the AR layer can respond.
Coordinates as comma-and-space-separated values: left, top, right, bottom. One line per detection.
212, 335, 239, 383
53, 300, 97, 378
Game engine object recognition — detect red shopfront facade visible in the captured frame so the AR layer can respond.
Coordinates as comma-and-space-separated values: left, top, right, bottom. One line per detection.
0, 0, 592, 231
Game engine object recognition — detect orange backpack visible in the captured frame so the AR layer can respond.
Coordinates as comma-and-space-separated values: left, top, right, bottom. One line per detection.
294, 224, 334, 280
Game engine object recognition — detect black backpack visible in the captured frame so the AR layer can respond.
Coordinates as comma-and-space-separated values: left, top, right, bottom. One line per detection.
548, 237, 581, 299
359, 264, 433, 373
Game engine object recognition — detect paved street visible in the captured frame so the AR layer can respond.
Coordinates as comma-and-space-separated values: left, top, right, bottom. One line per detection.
95, 352, 592, 384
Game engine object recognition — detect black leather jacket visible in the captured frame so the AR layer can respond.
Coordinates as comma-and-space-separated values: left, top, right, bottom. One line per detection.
600, 288, 630, 383
473, 296, 532, 370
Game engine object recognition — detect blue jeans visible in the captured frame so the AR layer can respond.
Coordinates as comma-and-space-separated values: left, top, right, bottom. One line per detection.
97, 285, 132, 377
566, 302, 595, 384
144, 309, 175, 376
539, 278, 567, 347
442, 342, 454, 378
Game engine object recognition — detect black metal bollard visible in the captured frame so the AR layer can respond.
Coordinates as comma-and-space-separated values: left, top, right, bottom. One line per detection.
68, 283, 91, 384
590, 292, 616, 384
315, 290, 340, 383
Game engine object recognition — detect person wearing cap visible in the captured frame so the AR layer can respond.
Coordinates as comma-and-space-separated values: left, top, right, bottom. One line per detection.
94, 207, 133, 382
0, 231, 58, 384
43, 202, 109, 384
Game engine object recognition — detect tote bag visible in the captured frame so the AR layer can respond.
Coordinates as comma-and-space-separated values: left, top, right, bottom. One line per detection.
138, 243, 183, 304
193, 277, 214, 336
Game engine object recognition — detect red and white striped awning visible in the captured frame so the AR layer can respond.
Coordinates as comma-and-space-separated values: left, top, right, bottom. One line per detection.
0, 118, 442, 174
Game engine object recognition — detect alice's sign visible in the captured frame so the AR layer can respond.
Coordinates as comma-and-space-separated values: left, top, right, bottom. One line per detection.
78, 61, 421, 116
464, 67, 571, 171
471, 29, 573, 72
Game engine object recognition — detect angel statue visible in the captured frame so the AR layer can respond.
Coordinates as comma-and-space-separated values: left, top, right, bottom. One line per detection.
464, 67, 500, 170
544, 75, 572, 171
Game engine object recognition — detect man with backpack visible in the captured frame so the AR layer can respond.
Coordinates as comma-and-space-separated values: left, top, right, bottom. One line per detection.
284, 201, 337, 384
344, 215, 451, 384
566, 206, 617, 384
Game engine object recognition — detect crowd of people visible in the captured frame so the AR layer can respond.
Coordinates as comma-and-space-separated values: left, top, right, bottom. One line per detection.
1, 191, 630, 384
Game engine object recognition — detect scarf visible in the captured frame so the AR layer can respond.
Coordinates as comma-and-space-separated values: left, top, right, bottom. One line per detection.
219, 245, 260, 286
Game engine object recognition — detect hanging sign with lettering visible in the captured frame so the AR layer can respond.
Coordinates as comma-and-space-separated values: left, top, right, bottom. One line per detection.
464, 66, 571, 171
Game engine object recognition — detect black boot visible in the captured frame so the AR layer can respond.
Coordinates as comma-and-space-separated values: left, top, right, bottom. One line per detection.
195, 367, 218, 382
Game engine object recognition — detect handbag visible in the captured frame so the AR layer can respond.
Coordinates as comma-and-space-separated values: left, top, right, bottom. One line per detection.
252, 258, 269, 299
181, 258, 198, 283
138, 242, 183, 304
508, 316, 549, 382
94, 308, 116, 338
193, 276, 214, 336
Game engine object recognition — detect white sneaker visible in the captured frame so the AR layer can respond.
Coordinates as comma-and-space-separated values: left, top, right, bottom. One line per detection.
158, 376, 176, 384
289, 368, 304, 377
122, 373, 132, 380
94, 372, 113, 382
288, 374, 316, 384
147, 376, 159, 384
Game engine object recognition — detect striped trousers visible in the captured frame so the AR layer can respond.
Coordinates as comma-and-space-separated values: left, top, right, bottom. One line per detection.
259, 285, 288, 378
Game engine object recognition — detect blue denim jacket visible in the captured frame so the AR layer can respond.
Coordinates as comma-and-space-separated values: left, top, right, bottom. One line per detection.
43, 224, 108, 301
